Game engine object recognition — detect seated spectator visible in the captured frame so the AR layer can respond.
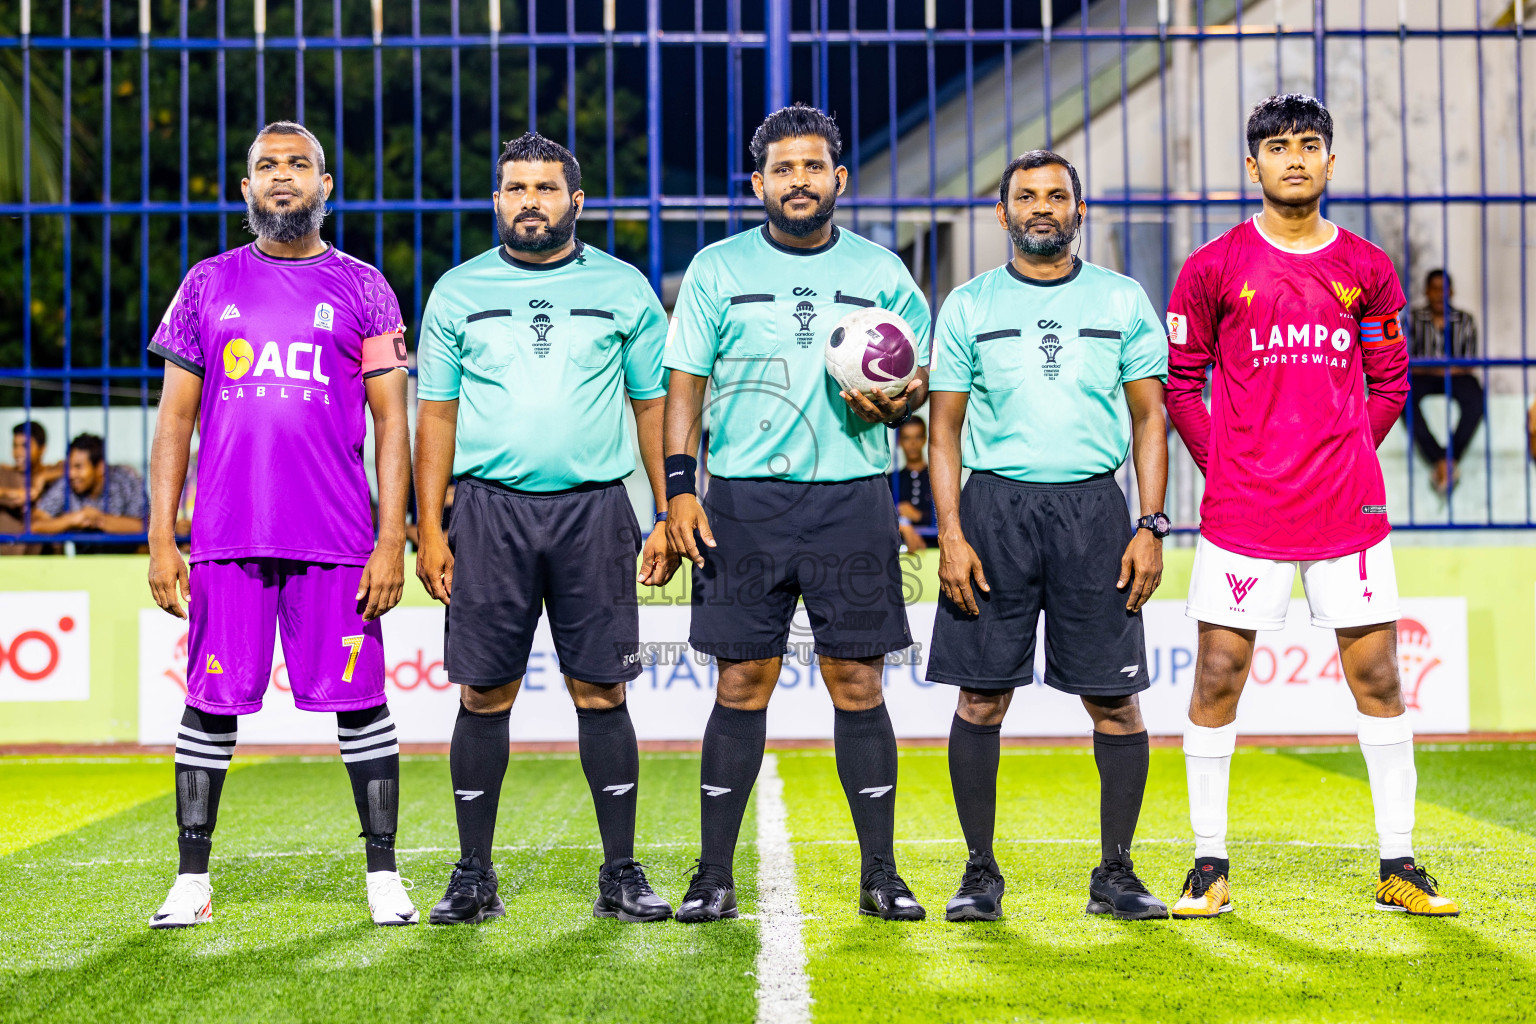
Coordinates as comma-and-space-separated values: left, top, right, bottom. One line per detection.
0, 421, 62, 554
32, 433, 149, 550
1405, 269, 1483, 495
893, 416, 933, 552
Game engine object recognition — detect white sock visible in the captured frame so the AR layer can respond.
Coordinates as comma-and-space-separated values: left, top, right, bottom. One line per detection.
1357, 711, 1416, 860
1183, 717, 1238, 860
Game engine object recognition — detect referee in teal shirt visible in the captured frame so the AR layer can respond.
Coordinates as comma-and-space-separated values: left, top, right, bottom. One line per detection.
413, 133, 679, 927
926, 151, 1171, 924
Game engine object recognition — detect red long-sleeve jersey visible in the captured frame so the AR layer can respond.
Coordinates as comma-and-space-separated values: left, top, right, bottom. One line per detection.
1165, 217, 1408, 560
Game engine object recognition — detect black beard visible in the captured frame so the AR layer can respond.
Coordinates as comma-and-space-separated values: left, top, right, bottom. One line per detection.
499, 205, 578, 253
763, 189, 837, 238
1008, 212, 1079, 257
245, 189, 328, 244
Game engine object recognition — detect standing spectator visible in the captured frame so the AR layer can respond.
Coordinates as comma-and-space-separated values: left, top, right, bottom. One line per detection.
893, 416, 933, 551
1405, 269, 1483, 494
32, 433, 149, 549
0, 421, 63, 552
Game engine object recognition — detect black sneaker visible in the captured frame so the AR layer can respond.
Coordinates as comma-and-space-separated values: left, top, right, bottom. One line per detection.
428, 854, 506, 925
593, 859, 673, 923
859, 856, 926, 921
1086, 859, 1168, 920
945, 854, 1005, 922
674, 861, 737, 923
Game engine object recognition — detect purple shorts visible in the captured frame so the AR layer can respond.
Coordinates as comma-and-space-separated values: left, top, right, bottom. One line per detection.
185, 558, 385, 715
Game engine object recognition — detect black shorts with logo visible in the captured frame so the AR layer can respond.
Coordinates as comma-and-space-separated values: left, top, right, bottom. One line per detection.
689, 475, 913, 662
445, 476, 642, 687
926, 470, 1149, 697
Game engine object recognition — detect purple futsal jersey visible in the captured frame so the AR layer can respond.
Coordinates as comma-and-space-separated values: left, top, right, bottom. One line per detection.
150, 243, 408, 565
151, 243, 405, 714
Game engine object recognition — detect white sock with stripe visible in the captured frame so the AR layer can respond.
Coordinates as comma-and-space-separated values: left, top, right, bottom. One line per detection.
1357, 711, 1416, 860
1183, 717, 1238, 860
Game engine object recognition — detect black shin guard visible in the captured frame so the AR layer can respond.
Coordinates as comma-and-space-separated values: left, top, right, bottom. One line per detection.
174, 706, 237, 874
337, 704, 401, 873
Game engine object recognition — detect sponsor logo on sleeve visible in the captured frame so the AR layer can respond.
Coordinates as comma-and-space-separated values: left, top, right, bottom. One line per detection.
1362, 504, 1388, 515
1167, 311, 1186, 345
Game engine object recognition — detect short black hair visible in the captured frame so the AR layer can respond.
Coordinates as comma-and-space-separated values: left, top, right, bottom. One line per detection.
68, 432, 105, 467
997, 150, 1083, 207
1246, 93, 1333, 159
750, 104, 843, 173
12, 421, 45, 447
899, 415, 926, 433
1426, 268, 1452, 290
247, 121, 326, 175
495, 132, 581, 194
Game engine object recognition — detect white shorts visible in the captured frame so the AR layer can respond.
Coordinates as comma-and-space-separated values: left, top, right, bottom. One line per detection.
1186, 534, 1400, 631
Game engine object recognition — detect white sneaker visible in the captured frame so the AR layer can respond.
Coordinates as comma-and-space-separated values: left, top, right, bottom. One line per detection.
149, 873, 213, 929
367, 870, 420, 926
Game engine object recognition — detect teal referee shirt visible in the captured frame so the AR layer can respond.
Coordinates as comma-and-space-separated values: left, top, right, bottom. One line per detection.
416, 241, 668, 491
928, 257, 1167, 483
665, 224, 931, 482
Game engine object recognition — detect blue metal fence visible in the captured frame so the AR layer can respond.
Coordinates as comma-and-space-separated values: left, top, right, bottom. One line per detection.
2, 0, 1533, 547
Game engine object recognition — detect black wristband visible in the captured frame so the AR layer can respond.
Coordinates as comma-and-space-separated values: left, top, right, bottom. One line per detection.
664, 454, 698, 501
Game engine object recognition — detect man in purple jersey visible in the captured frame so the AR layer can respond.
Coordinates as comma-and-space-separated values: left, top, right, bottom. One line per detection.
144, 122, 417, 928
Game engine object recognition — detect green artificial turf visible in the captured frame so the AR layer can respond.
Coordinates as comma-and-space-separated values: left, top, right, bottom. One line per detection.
0, 754, 756, 1024
780, 746, 1536, 1024
3, 746, 1533, 1023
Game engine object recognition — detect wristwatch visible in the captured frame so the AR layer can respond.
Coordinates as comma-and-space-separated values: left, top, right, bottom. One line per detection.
1136, 512, 1172, 539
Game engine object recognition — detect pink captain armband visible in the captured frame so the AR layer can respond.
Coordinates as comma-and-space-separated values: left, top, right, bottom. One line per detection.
362, 331, 409, 374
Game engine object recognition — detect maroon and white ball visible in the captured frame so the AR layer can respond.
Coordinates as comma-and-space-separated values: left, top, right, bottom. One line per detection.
824, 308, 919, 399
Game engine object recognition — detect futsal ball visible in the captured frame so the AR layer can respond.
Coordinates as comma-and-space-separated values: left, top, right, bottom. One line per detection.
824, 308, 919, 398
222, 338, 254, 380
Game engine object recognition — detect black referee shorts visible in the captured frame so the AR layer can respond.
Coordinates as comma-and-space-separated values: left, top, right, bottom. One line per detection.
444, 476, 643, 687
926, 470, 1149, 697
689, 475, 913, 662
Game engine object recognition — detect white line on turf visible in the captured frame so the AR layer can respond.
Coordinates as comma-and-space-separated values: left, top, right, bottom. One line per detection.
754, 752, 812, 1024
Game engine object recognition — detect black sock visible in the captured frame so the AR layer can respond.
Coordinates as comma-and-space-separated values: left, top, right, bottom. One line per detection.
576, 701, 639, 869
698, 703, 767, 875
449, 703, 510, 865
948, 712, 1001, 864
337, 703, 401, 873
834, 703, 899, 879
174, 706, 237, 874
1093, 730, 1150, 865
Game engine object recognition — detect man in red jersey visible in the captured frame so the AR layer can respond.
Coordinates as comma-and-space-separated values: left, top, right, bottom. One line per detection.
1164, 94, 1457, 919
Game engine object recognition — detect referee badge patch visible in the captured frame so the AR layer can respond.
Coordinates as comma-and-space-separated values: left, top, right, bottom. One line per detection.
1166, 311, 1186, 345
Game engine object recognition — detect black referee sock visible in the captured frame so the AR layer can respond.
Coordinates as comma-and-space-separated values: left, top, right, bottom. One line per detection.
449, 703, 511, 865
337, 703, 401, 873
1094, 729, 1150, 865
834, 703, 900, 880
174, 706, 237, 875
576, 701, 640, 869
948, 712, 1002, 864
698, 703, 767, 875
